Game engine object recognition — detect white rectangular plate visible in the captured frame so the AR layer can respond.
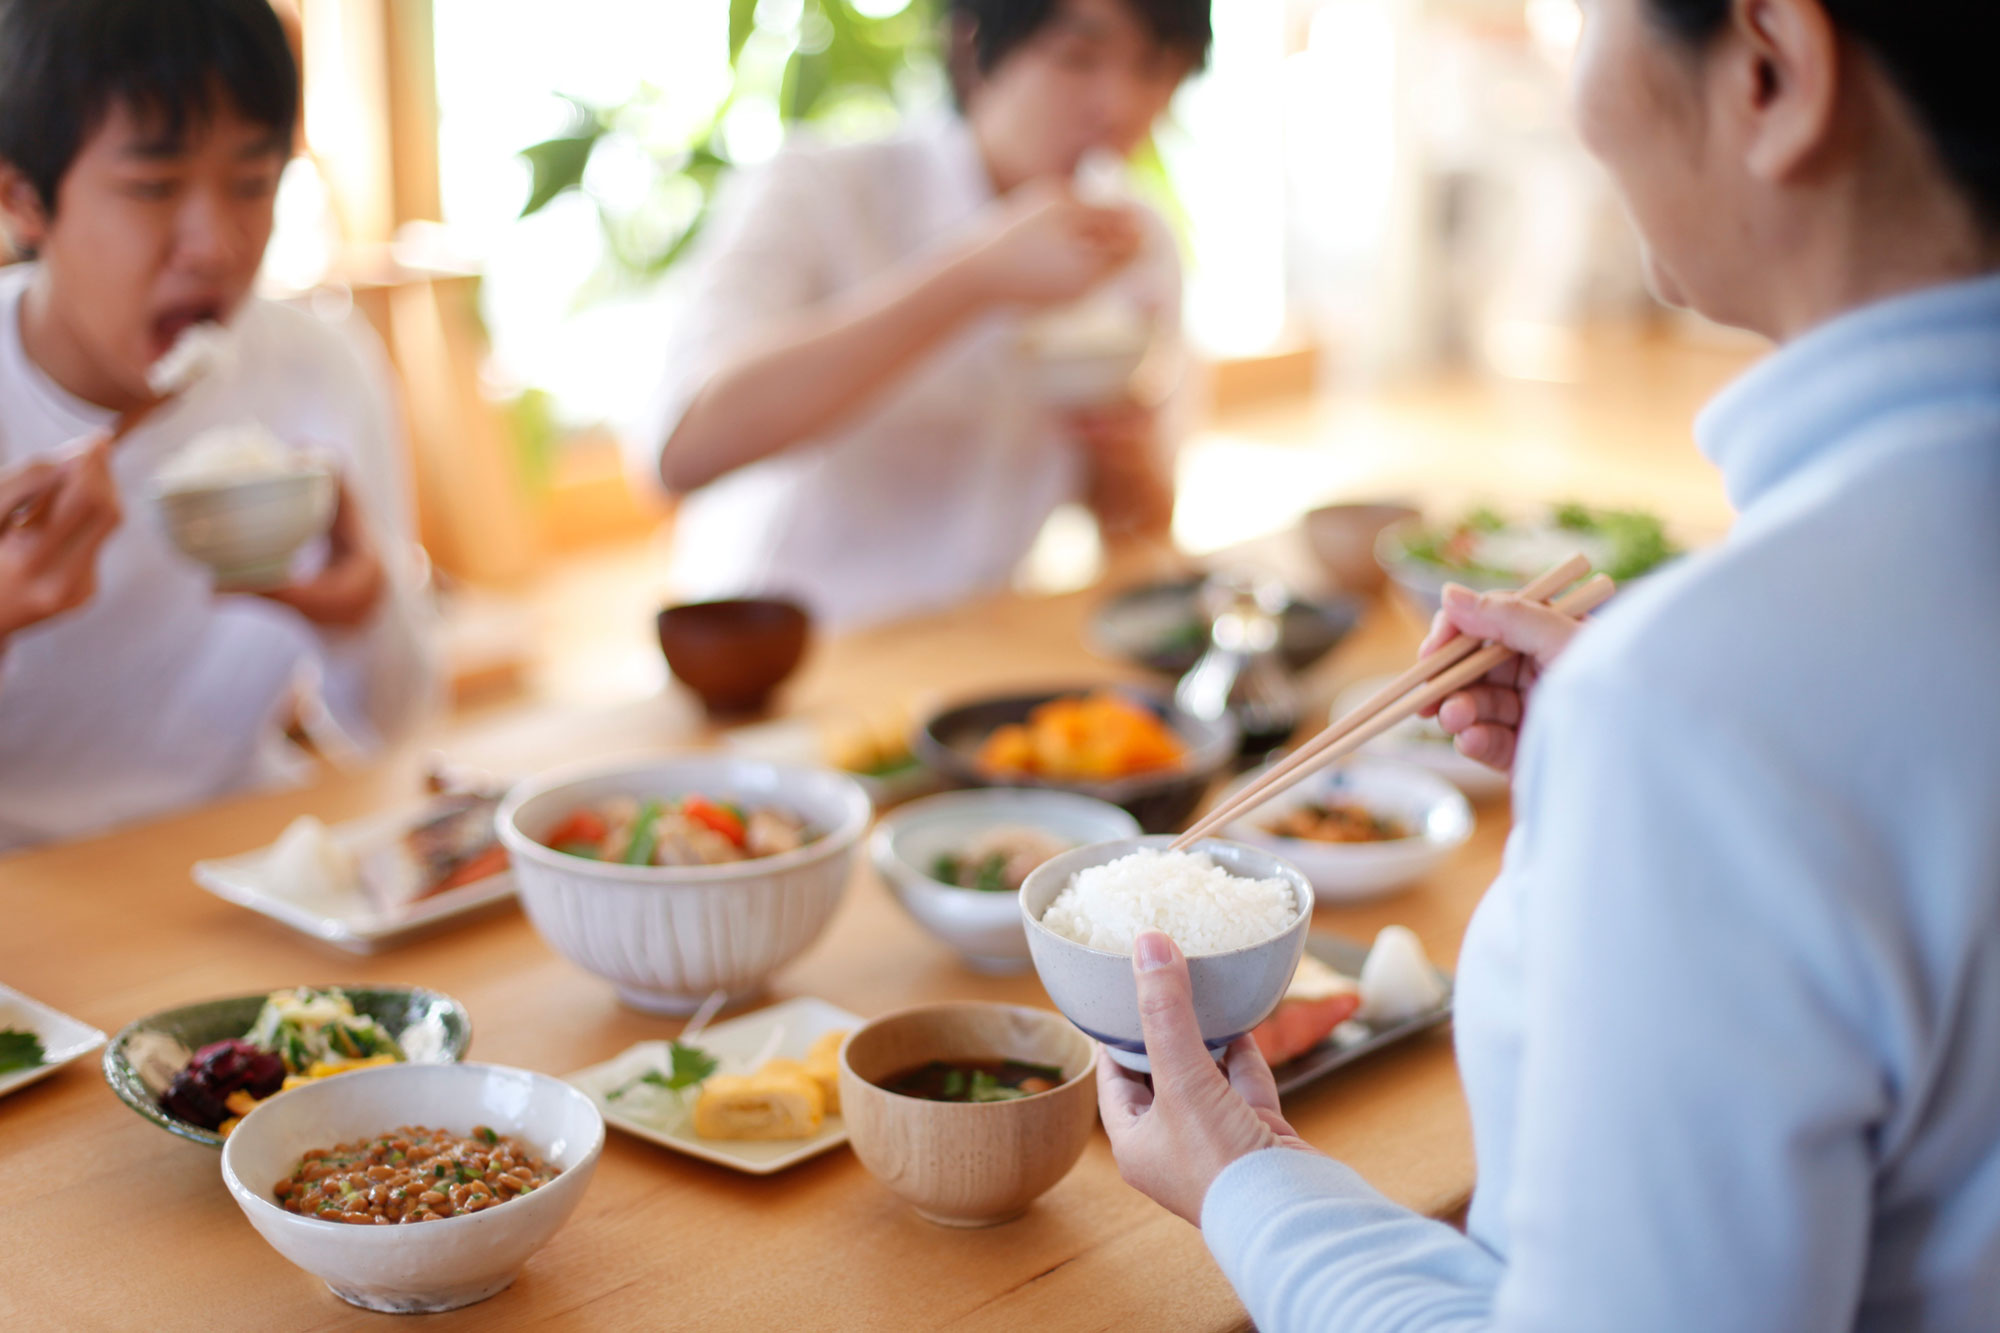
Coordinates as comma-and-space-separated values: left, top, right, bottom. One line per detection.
565, 996, 863, 1176
191, 806, 514, 954
0, 983, 106, 1100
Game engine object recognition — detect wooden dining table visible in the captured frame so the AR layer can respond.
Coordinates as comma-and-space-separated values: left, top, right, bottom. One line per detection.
0, 544, 1513, 1332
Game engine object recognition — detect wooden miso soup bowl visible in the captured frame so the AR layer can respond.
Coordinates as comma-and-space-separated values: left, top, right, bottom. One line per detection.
838, 1002, 1098, 1227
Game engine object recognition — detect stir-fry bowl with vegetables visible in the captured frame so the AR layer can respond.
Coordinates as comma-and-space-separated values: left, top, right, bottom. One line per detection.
498, 756, 873, 1015
221, 1061, 602, 1314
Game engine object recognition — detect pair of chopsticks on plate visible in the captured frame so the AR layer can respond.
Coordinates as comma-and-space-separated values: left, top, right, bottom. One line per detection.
1170, 554, 1613, 851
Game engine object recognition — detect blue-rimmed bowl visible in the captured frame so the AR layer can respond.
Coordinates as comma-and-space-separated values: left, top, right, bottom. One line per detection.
1019, 836, 1312, 1072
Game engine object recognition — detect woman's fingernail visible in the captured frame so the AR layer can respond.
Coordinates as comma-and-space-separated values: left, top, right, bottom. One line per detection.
1442, 585, 1474, 608
1135, 932, 1173, 972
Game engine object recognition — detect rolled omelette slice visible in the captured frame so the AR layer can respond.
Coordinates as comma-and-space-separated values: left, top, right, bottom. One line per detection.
693, 1068, 826, 1141
802, 1030, 849, 1115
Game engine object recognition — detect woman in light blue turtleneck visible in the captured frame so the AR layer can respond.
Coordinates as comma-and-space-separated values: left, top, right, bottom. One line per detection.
1095, 1, 2000, 1329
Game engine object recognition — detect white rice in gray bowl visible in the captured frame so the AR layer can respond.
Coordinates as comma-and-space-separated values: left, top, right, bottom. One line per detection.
1040, 848, 1301, 956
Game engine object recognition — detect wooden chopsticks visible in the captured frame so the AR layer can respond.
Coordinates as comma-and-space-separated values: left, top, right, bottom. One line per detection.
1170, 557, 1614, 851
0, 400, 164, 536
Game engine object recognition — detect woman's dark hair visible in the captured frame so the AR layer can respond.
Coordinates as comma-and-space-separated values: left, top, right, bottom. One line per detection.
946, 0, 1213, 77
0, 0, 298, 213
1645, 0, 1999, 230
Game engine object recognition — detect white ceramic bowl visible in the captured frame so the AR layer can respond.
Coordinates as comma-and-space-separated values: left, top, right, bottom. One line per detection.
497, 756, 872, 1015
871, 790, 1142, 974
1019, 836, 1313, 1072
220, 1062, 603, 1314
154, 467, 336, 589
1222, 757, 1475, 903
1024, 346, 1147, 408
1330, 676, 1512, 800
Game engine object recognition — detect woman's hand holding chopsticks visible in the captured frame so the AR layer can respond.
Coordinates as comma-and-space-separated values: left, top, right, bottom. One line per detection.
1418, 583, 1594, 776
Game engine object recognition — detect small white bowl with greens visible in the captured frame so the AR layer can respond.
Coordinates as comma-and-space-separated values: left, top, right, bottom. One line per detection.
872, 789, 1141, 974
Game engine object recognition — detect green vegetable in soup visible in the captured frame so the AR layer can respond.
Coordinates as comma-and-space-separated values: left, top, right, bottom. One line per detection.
929, 852, 1013, 893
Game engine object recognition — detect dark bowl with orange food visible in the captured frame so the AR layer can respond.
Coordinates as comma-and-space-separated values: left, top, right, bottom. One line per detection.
913, 687, 1237, 835
656, 598, 811, 717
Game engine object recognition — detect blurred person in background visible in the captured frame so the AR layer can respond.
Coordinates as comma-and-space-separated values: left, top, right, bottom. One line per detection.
1096, 0, 2000, 1328
0, 0, 436, 851
646, 0, 1210, 629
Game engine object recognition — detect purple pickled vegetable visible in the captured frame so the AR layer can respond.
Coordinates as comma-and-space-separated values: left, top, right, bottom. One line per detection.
190, 1038, 287, 1098
161, 1068, 230, 1130
160, 1039, 289, 1129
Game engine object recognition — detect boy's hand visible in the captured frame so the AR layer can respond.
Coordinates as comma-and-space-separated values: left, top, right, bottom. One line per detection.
0, 437, 123, 643
958, 182, 1142, 309
1074, 399, 1174, 539
252, 482, 386, 628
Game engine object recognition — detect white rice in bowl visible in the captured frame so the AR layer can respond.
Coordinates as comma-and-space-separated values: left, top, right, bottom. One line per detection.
1040, 849, 1300, 956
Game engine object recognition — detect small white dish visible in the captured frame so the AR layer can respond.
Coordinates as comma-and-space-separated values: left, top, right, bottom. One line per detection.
872, 789, 1141, 974
191, 806, 515, 954
0, 984, 106, 1100
1330, 676, 1512, 800
564, 995, 862, 1176
1224, 757, 1474, 903
219, 1061, 603, 1314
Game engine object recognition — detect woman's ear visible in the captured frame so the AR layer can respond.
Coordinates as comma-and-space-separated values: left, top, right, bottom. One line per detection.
1730, 0, 1841, 184
0, 162, 48, 259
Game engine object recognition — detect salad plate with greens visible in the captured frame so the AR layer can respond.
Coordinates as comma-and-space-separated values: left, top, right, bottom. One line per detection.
1377, 503, 1682, 613
102, 984, 470, 1146
0, 983, 106, 1101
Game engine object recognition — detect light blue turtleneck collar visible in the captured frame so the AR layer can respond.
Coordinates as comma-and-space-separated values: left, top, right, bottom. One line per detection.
1696, 272, 2000, 512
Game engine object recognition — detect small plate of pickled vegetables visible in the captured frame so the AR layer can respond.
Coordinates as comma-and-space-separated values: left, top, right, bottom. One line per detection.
564, 996, 861, 1175
103, 985, 471, 1147
0, 983, 105, 1102
538, 794, 816, 868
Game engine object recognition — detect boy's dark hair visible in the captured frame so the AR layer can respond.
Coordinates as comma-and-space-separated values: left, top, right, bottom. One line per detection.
0, 0, 297, 213
946, 0, 1213, 76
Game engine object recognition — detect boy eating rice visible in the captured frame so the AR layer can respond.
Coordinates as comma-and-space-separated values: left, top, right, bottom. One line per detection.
0, 0, 436, 849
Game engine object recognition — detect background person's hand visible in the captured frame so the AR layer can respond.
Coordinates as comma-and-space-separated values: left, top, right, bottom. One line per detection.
250, 482, 387, 628
1416, 582, 1596, 774
1097, 931, 1320, 1225
0, 436, 123, 644
1072, 398, 1174, 540
959, 182, 1142, 309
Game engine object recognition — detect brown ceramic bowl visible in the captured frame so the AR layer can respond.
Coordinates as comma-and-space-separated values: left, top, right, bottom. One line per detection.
839, 1003, 1098, 1227
656, 598, 810, 717
1303, 503, 1421, 594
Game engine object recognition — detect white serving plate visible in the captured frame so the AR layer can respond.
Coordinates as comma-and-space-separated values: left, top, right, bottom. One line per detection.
0, 983, 106, 1100
1224, 756, 1475, 903
564, 996, 862, 1176
1331, 676, 1512, 800
192, 806, 514, 954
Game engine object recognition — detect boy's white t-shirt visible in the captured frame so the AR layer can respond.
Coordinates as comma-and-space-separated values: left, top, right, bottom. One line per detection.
0, 263, 438, 852
648, 116, 1184, 631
